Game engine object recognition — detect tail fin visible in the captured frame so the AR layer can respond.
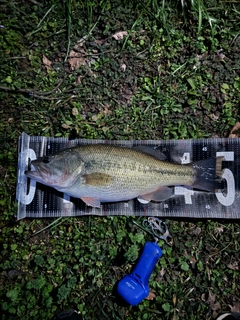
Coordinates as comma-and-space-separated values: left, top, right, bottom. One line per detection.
192, 156, 223, 192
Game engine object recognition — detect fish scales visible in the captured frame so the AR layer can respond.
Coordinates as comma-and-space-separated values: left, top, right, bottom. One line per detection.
25, 144, 220, 207
77, 145, 193, 183
56, 145, 194, 201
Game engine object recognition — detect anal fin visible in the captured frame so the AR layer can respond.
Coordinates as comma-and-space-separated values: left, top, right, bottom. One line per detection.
81, 197, 101, 208
138, 186, 174, 203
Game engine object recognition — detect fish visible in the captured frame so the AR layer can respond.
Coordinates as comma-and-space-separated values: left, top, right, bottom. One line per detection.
25, 144, 223, 208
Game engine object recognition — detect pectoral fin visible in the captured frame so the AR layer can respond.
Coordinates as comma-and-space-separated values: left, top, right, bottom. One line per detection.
81, 197, 101, 208
138, 187, 174, 203
83, 173, 112, 186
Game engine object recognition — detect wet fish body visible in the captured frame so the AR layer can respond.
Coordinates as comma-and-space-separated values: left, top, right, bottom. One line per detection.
25, 144, 222, 207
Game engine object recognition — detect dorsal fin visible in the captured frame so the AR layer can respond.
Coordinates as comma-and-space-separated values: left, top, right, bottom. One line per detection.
133, 146, 166, 160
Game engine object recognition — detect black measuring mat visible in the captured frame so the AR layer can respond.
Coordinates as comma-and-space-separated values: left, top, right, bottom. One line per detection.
16, 133, 239, 219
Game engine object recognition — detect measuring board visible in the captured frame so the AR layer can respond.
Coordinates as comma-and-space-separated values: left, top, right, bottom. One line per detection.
16, 132, 240, 220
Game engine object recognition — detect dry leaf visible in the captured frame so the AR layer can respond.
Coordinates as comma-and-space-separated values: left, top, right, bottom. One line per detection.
160, 267, 166, 278
172, 293, 177, 306
217, 49, 226, 62
145, 292, 156, 301
51, 280, 58, 288
42, 55, 52, 71
120, 63, 127, 71
92, 114, 99, 122
214, 227, 224, 235
62, 123, 71, 129
94, 38, 106, 45
72, 107, 78, 116
230, 303, 240, 313
201, 293, 206, 301
227, 261, 239, 270
68, 51, 85, 71
190, 256, 197, 267
210, 113, 219, 121
101, 104, 112, 115
193, 226, 202, 236
73, 36, 87, 51
206, 244, 218, 255
75, 76, 82, 84
207, 289, 221, 312
229, 122, 240, 138
112, 31, 128, 40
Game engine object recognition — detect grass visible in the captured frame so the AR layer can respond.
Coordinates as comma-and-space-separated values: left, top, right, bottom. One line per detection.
1, 0, 240, 319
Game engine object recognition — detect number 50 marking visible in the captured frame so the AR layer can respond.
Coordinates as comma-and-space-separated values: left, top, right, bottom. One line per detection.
215, 152, 235, 206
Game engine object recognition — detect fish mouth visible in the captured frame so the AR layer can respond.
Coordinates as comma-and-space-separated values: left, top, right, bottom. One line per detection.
25, 162, 70, 187
25, 163, 49, 184
25, 169, 41, 180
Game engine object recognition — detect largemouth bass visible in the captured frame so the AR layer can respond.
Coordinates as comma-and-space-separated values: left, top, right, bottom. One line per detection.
25, 144, 222, 208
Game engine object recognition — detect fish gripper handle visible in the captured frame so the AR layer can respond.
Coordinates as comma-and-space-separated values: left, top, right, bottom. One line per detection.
117, 242, 162, 306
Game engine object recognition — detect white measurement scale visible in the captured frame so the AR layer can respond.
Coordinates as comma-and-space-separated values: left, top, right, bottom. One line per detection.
16, 132, 239, 220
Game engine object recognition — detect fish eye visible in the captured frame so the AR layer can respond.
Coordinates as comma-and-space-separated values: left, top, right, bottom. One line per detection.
42, 157, 50, 163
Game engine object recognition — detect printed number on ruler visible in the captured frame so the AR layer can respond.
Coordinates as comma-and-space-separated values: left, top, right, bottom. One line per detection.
215, 152, 235, 206
23, 148, 37, 205
174, 152, 193, 204
174, 151, 235, 206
